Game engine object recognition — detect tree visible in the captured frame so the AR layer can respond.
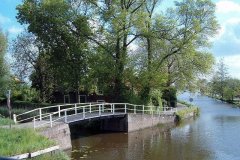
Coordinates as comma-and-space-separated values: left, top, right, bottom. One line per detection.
15, 0, 219, 105
0, 28, 9, 94
16, 0, 91, 102
11, 31, 38, 81
216, 58, 228, 99
223, 78, 240, 102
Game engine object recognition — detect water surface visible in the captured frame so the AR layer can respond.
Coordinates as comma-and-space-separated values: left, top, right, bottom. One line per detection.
66, 93, 240, 160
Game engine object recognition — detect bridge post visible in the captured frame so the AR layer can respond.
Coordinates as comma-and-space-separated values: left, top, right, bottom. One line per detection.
64, 110, 67, 123
99, 105, 101, 116
33, 116, 35, 130
50, 114, 53, 128
124, 104, 127, 114
39, 108, 42, 121
113, 104, 115, 115
58, 105, 61, 117
102, 104, 104, 112
134, 105, 136, 114
13, 114, 17, 124
75, 104, 77, 115
90, 103, 92, 113
83, 106, 85, 119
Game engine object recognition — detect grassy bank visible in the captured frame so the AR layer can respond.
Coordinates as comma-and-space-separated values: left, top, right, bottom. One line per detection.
176, 106, 200, 121
32, 152, 70, 160
0, 117, 69, 159
0, 117, 14, 126
0, 128, 55, 156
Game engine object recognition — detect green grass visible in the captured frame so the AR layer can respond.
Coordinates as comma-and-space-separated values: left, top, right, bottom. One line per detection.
32, 152, 70, 160
176, 106, 200, 121
0, 128, 55, 156
0, 117, 14, 126
177, 100, 194, 107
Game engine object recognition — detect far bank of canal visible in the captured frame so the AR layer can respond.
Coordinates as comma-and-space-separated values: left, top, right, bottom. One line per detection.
65, 93, 240, 160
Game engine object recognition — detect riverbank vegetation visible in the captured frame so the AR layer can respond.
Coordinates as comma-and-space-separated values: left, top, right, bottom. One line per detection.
0, 124, 69, 159
198, 59, 240, 106
176, 106, 200, 121
0, 128, 54, 156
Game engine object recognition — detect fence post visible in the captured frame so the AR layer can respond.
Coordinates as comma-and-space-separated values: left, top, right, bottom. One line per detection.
75, 104, 77, 115
134, 105, 136, 114
50, 114, 52, 128
111, 104, 113, 113
33, 116, 36, 130
83, 106, 85, 119
102, 104, 104, 112
39, 108, 42, 121
58, 105, 61, 117
125, 104, 127, 114
13, 114, 17, 124
142, 105, 144, 114
90, 103, 92, 113
113, 104, 115, 115
64, 110, 67, 123
99, 105, 101, 116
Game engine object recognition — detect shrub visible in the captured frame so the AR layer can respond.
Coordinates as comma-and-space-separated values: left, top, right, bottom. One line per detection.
162, 87, 177, 107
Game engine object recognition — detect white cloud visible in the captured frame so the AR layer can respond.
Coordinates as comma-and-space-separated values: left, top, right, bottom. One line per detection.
0, 14, 11, 24
8, 26, 23, 35
216, 0, 240, 14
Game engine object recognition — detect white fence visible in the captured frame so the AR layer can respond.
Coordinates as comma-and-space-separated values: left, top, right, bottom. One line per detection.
13, 103, 177, 129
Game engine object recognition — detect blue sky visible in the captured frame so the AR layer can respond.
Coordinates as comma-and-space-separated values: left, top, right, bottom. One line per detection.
1, 0, 240, 78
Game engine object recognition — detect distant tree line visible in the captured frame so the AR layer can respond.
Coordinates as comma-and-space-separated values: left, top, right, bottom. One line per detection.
1, 0, 218, 107
199, 59, 240, 103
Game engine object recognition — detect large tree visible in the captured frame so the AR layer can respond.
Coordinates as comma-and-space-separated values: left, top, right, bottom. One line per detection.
16, 0, 91, 102
0, 29, 9, 93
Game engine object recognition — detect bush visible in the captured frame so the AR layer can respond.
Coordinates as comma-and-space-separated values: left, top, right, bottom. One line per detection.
162, 87, 177, 107
176, 106, 200, 122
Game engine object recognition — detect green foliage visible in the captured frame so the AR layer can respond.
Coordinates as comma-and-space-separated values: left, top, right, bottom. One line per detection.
147, 89, 163, 108
0, 117, 14, 126
206, 59, 240, 102
16, 0, 91, 102
162, 87, 177, 107
0, 128, 55, 156
176, 106, 200, 121
0, 107, 31, 118
14, 0, 218, 104
177, 100, 194, 108
0, 28, 10, 93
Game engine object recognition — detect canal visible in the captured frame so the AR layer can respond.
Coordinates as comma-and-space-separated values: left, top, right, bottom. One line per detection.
66, 93, 240, 160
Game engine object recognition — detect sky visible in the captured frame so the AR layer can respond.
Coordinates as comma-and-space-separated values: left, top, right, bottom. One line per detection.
0, 0, 240, 78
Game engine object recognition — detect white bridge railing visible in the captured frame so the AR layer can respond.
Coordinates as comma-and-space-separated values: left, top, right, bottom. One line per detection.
13, 103, 177, 129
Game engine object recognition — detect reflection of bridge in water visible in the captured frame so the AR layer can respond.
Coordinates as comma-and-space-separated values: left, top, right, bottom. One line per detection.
13, 103, 178, 129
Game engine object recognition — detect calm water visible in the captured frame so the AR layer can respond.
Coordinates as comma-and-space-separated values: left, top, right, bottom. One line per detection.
66, 93, 240, 160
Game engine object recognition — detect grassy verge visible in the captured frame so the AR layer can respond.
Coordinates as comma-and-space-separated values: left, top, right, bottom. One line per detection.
178, 100, 194, 107
32, 152, 70, 160
0, 117, 14, 126
0, 128, 55, 156
176, 106, 200, 121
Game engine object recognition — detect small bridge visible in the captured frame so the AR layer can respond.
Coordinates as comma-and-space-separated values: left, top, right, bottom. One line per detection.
13, 103, 178, 129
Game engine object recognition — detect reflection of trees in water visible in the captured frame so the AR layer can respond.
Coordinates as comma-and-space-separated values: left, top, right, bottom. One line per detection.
69, 121, 212, 160
127, 122, 212, 160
